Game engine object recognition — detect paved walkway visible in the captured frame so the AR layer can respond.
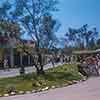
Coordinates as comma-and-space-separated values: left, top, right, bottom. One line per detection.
0, 62, 63, 78
1, 77, 100, 100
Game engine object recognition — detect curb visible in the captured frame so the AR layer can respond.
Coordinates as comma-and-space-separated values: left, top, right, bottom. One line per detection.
1, 78, 87, 97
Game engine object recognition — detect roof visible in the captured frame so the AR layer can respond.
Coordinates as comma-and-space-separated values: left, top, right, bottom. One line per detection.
96, 49, 100, 52
72, 50, 98, 55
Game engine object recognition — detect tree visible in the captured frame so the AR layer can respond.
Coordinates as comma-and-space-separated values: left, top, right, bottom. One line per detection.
0, 0, 60, 75
64, 25, 99, 49
65, 27, 84, 49
0, 20, 20, 38
0, 20, 20, 68
0, 1, 11, 20
97, 39, 100, 49
89, 38, 96, 50
80, 25, 99, 49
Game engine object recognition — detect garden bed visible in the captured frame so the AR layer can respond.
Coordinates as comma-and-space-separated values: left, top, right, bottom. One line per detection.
0, 64, 85, 97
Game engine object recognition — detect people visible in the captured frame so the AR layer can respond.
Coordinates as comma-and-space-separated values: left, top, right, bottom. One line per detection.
78, 54, 100, 77
96, 54, 100, 69
3, 58, 9, 71
50, 55, 55, 67
88, 56, 99, 76
78, 60, 89, 77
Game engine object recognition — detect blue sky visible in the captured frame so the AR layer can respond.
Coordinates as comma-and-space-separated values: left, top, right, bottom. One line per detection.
0, 0, 99, 39
55, 0, 100, 37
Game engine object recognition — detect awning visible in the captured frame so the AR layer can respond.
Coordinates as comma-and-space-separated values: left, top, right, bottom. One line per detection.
72, 50, 98, 55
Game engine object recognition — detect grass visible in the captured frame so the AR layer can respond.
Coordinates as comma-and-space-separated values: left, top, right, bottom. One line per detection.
0, 64, 83, 95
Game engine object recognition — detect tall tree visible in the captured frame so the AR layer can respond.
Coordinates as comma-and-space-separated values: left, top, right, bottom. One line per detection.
0, 0, 60, 75
64, 25, 99, 49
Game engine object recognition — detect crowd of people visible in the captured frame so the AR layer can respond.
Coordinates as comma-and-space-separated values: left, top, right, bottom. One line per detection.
48, 54, 76, 67
78, 54, 100, 77
1, 53, 100, 77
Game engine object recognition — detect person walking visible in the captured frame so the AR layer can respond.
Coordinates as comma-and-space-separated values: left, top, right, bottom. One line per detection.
4, 58, 9, 71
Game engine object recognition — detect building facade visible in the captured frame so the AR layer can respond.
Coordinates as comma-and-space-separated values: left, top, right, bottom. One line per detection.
0, 36, 35, 69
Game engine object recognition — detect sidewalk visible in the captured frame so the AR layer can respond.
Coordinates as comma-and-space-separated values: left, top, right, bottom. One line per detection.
0, 62, 63, 78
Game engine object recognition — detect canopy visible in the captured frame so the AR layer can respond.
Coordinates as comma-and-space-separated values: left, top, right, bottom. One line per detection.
72, 49, 100, 55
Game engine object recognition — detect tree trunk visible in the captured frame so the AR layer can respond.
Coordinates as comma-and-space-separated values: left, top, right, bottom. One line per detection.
36, 68, 45, 75
36, 53, 45, 75
23, 48, 45, 75
86, 36, 89, 49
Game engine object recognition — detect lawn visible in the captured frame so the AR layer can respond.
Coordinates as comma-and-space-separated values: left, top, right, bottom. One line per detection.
0, 64, 83, 95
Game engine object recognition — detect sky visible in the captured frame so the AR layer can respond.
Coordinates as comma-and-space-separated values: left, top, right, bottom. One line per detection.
54, 0, 100, 37
0, 0, 99, 39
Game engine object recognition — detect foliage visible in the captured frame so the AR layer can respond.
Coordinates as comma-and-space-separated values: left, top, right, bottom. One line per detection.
97, 39, 100, 49
64, 24, 99, 49
0, 0, 60, 49
0, 20, 20, 38
89, 38, 97, 49
0, 0, 60, 75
